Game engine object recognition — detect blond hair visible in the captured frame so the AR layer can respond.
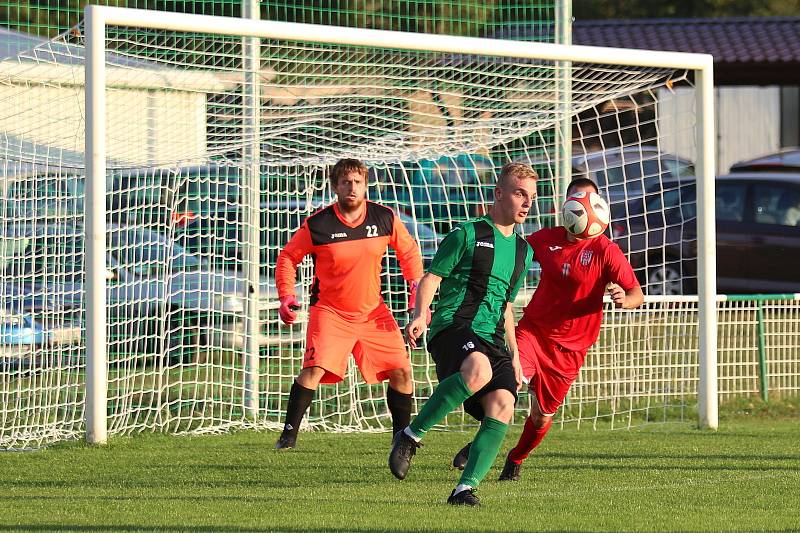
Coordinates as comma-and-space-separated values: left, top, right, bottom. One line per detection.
497, 162, 538, 189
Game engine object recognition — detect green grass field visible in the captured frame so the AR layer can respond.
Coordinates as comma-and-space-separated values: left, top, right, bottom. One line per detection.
1, 410, 799, 532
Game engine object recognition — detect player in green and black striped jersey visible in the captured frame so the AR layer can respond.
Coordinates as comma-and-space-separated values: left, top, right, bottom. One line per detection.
426, 214, 532, 346
388, 162, 537, 507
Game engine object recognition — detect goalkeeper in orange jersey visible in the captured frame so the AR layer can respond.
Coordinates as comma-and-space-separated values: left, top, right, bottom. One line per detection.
274, 158, 427, 450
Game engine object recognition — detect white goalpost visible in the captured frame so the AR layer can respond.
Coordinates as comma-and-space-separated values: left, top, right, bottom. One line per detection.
82, 5, 717, 443
0, 5, 724, 449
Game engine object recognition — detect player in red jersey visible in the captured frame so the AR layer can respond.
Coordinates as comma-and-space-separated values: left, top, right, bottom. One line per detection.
274, 158, 426, 450
452, 177, 644, 479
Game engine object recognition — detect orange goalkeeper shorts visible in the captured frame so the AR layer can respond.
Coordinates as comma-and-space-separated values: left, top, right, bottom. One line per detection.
302, 303, 409, 384
516, 323, 588, 416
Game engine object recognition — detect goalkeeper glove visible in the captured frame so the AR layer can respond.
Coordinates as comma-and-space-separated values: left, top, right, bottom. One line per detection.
408, 281, 432, 325
278, 295, 301, 325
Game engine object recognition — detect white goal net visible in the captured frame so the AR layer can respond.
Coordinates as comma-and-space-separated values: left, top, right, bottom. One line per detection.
0, 7, 726, 449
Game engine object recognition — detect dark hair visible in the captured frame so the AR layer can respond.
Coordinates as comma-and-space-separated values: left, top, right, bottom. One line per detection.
565, 177, 599, 198
497, 162, 538, 189
329, 158, 367, 186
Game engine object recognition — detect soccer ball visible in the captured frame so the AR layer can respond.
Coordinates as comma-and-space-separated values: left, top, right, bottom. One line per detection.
562, 191, 610, 238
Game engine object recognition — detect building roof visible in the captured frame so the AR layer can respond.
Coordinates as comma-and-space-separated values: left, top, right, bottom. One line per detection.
573, 17, 800, 85
493, 17, 800, 85
0, 26, 235, 92
0, 26, 152, 68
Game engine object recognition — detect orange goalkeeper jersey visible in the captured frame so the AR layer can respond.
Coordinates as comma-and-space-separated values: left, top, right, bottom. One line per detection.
276, 201, 424, 321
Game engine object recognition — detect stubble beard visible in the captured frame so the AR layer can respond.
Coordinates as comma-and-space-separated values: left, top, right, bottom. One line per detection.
337, 195, 365, 214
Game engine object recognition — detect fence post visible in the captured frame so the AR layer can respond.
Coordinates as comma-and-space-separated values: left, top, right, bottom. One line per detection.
756, 301, 768, 402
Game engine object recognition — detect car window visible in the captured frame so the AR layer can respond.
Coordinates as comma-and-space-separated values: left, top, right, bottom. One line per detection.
663, 159, 695, 179
646, 189, 679, 211
262, 168, 322, 195
752, 184, 800, 227
178, 168, 243, 213
110, 167, 247, 225
0, 236, 31, 276
596, 159, 666, 202
602, 159, 663, 183
111, 171, 173, 218
373, 156, 491, 233
644, 183, 696, 223
0, 312, 25, 328
680, 185, 698, 219
2, 174, 85, 219
596, 166, 629, 202
5, 232, 84, 279
397, 212, 440, 260
715, 183, 746, 222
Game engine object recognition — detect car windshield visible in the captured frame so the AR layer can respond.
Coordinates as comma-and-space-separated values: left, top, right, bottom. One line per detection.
109, 228, 202, 276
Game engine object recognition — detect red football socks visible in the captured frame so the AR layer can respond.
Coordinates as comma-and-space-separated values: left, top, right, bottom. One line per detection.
507, 415, 553, 464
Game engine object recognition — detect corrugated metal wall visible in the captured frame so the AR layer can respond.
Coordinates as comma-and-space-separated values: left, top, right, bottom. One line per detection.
659, 86, 781, 174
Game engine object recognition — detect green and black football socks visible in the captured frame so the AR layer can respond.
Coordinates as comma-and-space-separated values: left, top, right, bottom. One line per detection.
408, 372, 472, 439
459, 416, 509, 488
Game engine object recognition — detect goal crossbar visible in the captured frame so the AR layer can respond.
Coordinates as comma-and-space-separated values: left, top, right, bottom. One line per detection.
88, 6, 712, 70
83, 5, 718, 444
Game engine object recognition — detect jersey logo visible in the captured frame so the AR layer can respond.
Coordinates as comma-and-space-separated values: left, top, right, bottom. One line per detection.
580, 250, 593, 266
562, 263, 570, 277
307, 203, 393, 245
549, 245, 562, 251
476, 241, 494, 248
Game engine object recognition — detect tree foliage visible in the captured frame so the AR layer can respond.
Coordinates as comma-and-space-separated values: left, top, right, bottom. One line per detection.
574, 0, 800, 19
4, 0, 550, 39
4, 0, 798, 40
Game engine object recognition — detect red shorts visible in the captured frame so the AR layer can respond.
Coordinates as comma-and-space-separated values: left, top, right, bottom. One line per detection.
515, 323, 587, 415
303, 303, 409, 384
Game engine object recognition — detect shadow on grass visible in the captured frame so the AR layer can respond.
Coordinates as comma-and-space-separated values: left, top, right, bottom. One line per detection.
541, 451, 800, 462
0, 524, 797, 533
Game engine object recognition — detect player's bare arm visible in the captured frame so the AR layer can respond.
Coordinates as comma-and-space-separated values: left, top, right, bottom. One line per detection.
502, 303, 523, 391
404, 272, 441, 348
607, 283, 644, 309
